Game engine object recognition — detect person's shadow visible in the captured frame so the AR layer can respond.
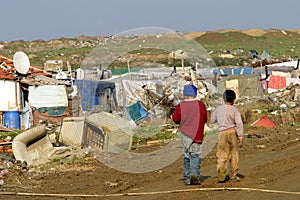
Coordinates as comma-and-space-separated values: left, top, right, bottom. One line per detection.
199, 175, 211, 183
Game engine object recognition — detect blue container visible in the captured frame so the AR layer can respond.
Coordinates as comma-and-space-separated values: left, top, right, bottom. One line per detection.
4, 111, 21, 129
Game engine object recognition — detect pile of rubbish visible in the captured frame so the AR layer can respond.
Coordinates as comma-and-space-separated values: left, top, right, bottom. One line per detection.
235, 84, 300, 127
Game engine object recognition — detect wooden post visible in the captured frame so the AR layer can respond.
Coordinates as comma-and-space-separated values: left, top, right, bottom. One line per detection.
127, 60, 131, 73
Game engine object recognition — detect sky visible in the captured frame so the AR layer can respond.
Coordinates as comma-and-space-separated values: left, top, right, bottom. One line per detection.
1, 0, 299, 42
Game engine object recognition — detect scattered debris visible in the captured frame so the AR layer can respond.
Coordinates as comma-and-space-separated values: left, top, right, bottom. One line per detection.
256, 145, 266, 149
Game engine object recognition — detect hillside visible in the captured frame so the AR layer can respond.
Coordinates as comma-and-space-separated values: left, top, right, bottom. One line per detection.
0, 28, 299, 70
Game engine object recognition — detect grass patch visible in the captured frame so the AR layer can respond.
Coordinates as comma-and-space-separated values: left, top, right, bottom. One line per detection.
204, 128, 218, 137
0, 130, 23, 140
132, 123, 179, 144
129, 48, 169, 55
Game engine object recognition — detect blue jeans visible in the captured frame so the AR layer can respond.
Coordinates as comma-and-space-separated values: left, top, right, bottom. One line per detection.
181, 133, 202, 184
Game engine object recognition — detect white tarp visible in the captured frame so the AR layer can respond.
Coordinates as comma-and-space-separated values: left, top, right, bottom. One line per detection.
29, 85, 68, 108
111, 78, 162, 107
109, 72, 214, 108
266, 60, 299, 68
0, 80, 21, 111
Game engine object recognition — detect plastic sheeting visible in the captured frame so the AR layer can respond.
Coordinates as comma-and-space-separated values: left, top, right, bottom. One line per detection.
217, 74, 262, 98
109, 78, 162, 107
74, 80, 116, 112
29, 85, 68, 108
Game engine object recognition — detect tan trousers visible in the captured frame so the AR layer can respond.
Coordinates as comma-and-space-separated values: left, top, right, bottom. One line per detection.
216, 129, 239, 181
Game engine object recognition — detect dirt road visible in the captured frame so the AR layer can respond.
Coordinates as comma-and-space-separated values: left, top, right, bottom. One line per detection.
1, 125, 300, 200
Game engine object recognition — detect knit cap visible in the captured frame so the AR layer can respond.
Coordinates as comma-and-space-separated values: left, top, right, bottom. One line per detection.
183, 84, 197, 97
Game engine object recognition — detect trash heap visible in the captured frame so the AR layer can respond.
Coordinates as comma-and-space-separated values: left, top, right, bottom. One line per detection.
235, 84, 300, 127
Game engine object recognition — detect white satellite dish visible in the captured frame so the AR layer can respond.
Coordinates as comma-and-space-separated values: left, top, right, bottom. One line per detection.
13, 51, 30, 74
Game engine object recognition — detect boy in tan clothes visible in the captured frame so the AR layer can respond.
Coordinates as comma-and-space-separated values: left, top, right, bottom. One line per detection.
210, 90, 243, 183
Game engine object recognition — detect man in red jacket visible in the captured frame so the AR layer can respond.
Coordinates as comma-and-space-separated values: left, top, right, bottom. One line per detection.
172, 84, 207, 185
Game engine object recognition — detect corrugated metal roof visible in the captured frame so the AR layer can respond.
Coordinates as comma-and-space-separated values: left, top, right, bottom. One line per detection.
20, 75, 71, 86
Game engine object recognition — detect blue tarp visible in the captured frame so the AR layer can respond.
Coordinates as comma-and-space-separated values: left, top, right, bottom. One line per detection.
74, 80, 115, 111
214, 67, 253, 76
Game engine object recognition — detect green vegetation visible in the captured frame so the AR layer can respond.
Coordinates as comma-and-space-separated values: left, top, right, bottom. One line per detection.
132, 123, 218, 145
1, 29, 299, 70
128, 48, 169, 55
0, 130, 23, 140
204, 128, 218, 137
132, 123, 179, 144
195, 31, 300, 65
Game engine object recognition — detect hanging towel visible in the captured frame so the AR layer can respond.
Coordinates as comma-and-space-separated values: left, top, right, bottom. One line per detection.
268, 75, 286, 90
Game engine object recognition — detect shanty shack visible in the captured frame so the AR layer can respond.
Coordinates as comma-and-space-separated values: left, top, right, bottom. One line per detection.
0, 55, 71, 129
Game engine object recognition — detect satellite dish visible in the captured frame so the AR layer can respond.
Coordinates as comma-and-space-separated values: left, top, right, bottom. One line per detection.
13, 51, 30, 74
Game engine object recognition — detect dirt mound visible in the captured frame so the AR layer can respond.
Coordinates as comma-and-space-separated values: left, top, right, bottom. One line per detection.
186, 28, 268, 39
196, 31, 253, 44
263, 29, 299, 39
289, 29, 300, 35
188, 29, 300, 40
221, 31, 253, 42
242, 28, 267, 36
217, 29, 240, 33
185, 32, 206, 39
195, 32, 227, 43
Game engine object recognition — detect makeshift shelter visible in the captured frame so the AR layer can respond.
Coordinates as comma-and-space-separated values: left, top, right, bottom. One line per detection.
266, 60, 299, 69
251, 116, 276, 128
29, 85, 69, 125
74, 80, 116, 113
217, 74, 263, 98
108, 76, 163, 109
0, 55, 55, 129
253, 59, 299, 79
266, 59, 300, 79
109, 71, 183, 121
108, 68, 216, 122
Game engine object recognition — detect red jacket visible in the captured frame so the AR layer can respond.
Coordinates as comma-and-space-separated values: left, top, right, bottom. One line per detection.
172, 99, 207, 143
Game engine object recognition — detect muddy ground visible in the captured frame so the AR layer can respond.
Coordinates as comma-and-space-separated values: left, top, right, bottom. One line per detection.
1, 125, 300, 200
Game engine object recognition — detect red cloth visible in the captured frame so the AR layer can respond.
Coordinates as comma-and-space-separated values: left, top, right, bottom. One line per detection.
172, 100, 207, 143
268, 75, 286, 90
252, 116, 276, 128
